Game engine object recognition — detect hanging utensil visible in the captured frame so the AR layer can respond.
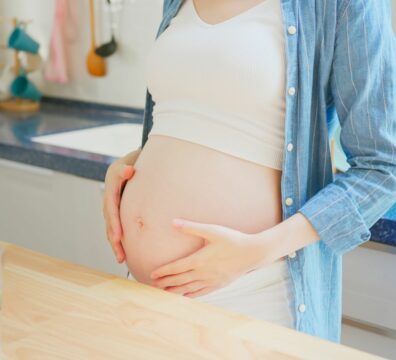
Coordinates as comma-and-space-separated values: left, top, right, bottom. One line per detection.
95, 0, 118, 57
86, 0, 106, 76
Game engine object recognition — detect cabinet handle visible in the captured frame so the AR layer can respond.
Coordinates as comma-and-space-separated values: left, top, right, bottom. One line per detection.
0, 159, 54, 177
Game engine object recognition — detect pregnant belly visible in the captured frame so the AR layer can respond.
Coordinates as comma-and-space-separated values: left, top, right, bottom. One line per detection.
119, 134, 284, 286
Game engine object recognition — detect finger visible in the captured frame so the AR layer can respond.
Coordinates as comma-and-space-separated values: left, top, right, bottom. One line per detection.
184, 286, 217, 298
106, 225, 125, 262
102, 185, 121, 240
173, 219, 226, 239
107, 188, 123, 242
106, 227, 120, 259
111, 165, 132, 207
152, 270, 198, 289
110, 217, 122, 244
109, 199, 126, 260
105, 225, 112, 243
107, 216, 122, 245
150, 253, 199, 279
119, 168, 134, 199
165, 280, 205, 295
108, 188, 130, 260
105, 167, 135, 241
102, 163, 132, 261
113, 241, 126, 263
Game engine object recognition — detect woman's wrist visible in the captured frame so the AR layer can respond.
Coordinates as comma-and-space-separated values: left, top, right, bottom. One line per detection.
249, 212, 321, 265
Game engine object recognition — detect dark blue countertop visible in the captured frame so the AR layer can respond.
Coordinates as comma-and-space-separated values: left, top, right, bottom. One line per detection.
0, 97, 143, 181
0, 97, 395, 246
370, 205, 396, 247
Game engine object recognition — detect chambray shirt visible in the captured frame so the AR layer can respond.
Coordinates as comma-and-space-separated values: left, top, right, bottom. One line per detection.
139, 0, 396, 343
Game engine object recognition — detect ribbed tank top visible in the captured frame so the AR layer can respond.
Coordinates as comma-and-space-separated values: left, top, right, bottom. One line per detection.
146, 0, 287, 171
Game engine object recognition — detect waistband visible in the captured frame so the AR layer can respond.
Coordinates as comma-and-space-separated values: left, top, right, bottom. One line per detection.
196, 258, 291, 300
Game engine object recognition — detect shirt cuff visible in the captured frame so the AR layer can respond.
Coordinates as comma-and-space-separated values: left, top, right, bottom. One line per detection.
297, 183, 372, 256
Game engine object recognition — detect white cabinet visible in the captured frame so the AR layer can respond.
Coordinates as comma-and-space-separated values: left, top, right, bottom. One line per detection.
342, 243, 396, 331
341, 322, 396, 360
341, 242, 396, 359
0, 158, 127, 278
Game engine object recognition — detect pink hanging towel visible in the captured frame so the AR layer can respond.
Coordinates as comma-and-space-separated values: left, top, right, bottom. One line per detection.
44, 0, 69, 83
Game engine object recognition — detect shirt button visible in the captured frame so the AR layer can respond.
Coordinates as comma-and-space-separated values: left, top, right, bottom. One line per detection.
285, 197, 293, 206
288, 87, 296, 96
288, 251, 297, 258
288, 25, 297, 35
287, 143, 293, 152
298, 304, 306, 313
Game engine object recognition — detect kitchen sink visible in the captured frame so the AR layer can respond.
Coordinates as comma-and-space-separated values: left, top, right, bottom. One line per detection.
30, 123, 143, 158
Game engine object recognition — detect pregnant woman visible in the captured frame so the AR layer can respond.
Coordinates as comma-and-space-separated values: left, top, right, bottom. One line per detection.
102, 0, 396, 343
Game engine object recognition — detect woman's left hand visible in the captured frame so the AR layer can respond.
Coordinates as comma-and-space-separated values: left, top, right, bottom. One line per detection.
150, 218, 271, 298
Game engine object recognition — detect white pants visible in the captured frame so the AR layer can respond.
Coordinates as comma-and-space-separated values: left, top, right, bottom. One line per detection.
194, 258, 295, 329
127, 258, 295, 329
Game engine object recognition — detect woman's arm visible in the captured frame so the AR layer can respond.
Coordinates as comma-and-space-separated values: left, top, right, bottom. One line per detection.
256, 0, 396, 260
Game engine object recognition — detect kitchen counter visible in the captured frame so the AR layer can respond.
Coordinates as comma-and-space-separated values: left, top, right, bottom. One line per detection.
0, 97, 395, 246
0, 240, 384, 360
0, 97, 143, 181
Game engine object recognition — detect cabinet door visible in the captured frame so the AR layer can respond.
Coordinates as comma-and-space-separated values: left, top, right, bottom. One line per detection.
342, 243, 396, 331
54, 171, 127, 277
0, 159, 127, 277
0, 159, 57, 253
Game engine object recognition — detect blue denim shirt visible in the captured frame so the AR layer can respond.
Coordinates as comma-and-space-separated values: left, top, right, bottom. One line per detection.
140, 0, 396, 343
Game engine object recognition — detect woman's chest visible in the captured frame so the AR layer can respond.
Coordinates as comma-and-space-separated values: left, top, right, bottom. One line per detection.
157, 0, 341, 102
147, 0, 288, 111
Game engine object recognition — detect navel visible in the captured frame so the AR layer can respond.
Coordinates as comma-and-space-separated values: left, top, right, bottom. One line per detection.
136, 216, 145, 230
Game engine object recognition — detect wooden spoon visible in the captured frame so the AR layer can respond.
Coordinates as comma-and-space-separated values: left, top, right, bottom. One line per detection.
86, 0, 106, 76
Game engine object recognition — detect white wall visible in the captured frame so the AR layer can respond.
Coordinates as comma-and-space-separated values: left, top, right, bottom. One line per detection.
0, 0, 162, 107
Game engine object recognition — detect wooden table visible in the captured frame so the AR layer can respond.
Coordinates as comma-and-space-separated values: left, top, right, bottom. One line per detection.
0, 241, 384, 359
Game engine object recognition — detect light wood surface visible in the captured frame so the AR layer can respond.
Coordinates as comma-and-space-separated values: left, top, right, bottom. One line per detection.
0, 241, 384, 359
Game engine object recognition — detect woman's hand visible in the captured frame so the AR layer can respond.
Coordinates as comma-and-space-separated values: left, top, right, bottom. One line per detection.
102, 148, 141, 263
150, 218, 272, 298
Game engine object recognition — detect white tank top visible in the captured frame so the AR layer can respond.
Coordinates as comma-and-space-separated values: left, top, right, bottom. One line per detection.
146, 0, 287, 171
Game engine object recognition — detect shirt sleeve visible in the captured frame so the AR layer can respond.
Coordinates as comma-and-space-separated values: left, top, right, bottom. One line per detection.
163, 0, 172, 16
297, 0, 396, 256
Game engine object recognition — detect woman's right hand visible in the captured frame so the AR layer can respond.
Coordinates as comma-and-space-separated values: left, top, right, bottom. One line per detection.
102, 147, 141, 263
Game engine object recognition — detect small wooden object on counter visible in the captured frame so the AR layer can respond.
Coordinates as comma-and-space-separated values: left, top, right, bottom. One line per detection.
0, 16, 40, 113
0, 240, 384, 359
0, 98, 40, 112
